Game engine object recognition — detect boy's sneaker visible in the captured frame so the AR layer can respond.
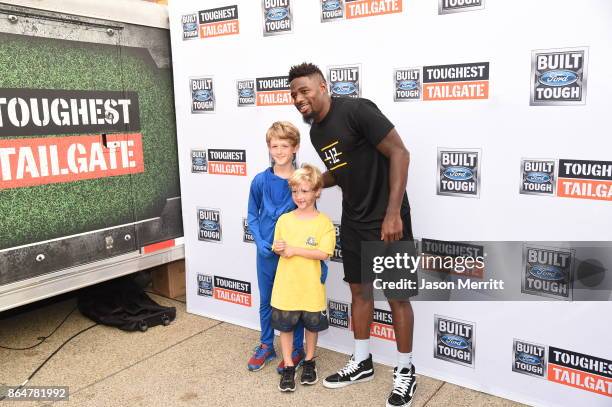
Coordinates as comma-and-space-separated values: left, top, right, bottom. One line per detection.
279, 366, 297, 392
247, 344, 276, 371
322, 354, 374, 388
277, 348, 305, 374
300, 359, 318, 385
386, 365, 417, 407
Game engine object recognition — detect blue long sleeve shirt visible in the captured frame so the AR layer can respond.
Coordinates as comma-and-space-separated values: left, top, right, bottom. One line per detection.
247, 167, 296, 253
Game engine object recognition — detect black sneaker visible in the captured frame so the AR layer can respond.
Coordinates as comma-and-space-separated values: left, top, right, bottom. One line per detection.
322, 354, 374, 388
386, 365, 417, 407
278, 366, 296, 392
300, 359, 318, 385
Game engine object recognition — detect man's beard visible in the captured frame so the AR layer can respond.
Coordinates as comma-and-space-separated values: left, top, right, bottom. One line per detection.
301, 111, 315, 125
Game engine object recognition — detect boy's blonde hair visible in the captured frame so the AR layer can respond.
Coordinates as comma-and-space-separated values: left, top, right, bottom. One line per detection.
266, 121, 300, 147
288, 164, 323, 193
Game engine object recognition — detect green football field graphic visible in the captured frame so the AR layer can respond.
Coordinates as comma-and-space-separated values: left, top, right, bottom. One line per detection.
0, 33, 180, 249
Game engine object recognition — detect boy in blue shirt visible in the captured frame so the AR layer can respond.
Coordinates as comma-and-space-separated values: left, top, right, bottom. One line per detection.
247, 121, 306, 372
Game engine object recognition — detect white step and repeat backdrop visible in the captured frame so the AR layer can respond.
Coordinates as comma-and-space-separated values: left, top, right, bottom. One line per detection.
168, 1, 612, 405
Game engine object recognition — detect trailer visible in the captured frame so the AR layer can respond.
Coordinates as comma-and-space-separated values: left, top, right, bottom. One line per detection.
0, 0, 184, 311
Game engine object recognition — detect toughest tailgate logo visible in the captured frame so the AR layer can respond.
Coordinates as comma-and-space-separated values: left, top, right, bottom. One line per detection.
214, 276, 252, 307
557, 159, 612, 201
198, 5, 240, 38
0, 89, 143, 190
344, 0, 402, 19
0, 89, 139, 137
256, 76, 292, 106
423, 62, 489, 101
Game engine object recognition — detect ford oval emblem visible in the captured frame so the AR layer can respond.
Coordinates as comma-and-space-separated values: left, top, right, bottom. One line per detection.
529, 264, 565, 281
184, 22, 198, 31
441, 335, 469, 349
193, 157, 206, 166
202, 220, 218, 231
526, 172, 550, 184
398, 80, 417, 91
239, 88, 254, 98
517, 352, 541, 365
332, 81, 357, 95
323, 0, 341, 11
330, 310, 346, 319
266, 7, 288, 21
539, 70, 578, 87
194, 90, 212, 102
443, 166, 473, 181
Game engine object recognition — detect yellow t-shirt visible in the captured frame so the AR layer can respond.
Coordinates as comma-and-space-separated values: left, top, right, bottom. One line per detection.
270, 211, 336, 312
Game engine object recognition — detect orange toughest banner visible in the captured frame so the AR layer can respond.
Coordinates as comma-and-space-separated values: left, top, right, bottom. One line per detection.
557, 178, 612, 201
0, 133, 144, 190
208, 161, 247, 176
213, 287, 252, 307
256, 90, 292, 106
548, 364, 612, 397
199, 20, 239, 38
346, 0, 403, 19
423, 81, 489, 101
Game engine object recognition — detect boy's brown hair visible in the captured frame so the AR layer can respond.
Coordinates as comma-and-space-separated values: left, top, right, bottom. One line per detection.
266, 121, 300, 146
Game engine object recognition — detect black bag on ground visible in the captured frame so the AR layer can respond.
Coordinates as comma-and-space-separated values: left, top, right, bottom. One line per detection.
77, 276, 176, 332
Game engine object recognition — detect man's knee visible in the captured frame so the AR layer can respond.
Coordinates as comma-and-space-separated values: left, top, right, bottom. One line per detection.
350, 282, 374, 303
388, 299, 414, 318
388, 298, 411, 307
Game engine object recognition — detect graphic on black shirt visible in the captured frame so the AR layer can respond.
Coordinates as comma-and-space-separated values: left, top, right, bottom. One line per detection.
321, 140, 347, 171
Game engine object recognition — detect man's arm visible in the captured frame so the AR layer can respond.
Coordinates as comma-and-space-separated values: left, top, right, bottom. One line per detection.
322, 171, 336, 188
375, 128, 410, 242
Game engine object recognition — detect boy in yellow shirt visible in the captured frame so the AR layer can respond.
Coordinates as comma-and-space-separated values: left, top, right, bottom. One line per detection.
271, 164, 335, 392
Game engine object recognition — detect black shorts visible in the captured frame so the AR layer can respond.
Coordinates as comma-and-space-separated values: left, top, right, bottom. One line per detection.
271, 308, 329, 333
341, 212, 414, 284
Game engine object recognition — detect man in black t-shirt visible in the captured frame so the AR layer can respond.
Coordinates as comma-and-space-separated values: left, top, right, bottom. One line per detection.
289, 63, 416, 407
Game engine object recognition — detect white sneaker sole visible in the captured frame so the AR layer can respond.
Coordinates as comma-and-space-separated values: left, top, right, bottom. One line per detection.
300, 366, 318, 385
278, 370, 297, 392
386, 401, 412, 407
322, 374, 374, 389
300, 377, 319, 385
386, 384, 416, 407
